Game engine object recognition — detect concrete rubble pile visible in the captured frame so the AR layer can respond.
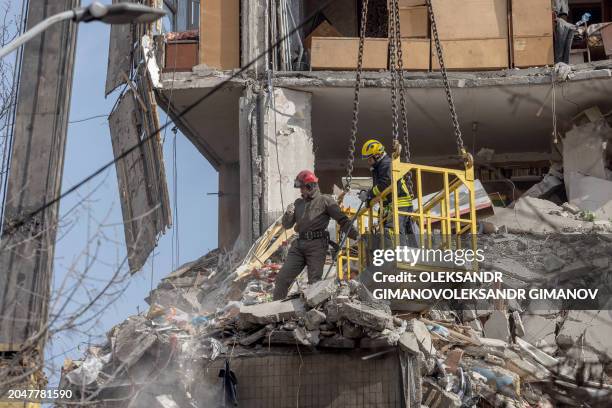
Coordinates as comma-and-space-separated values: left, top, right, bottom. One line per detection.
60, 230, 612, 407
59, 111, 612, 407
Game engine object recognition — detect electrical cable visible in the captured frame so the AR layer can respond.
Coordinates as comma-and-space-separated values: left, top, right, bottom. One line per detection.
1, 0, 335, 237
266, 11, 285, 215
162, 30, 179, 269
172, 127, 179, 268
68, 114, 109, 124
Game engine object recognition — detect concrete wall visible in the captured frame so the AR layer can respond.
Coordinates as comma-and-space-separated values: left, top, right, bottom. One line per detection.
241, 0, 267, 75
198, 349, 407, 407
218, 162, 241, 249
237, 89, 258, 254
261, 87, 314, 229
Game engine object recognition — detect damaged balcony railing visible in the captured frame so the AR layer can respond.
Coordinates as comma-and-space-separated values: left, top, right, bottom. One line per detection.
337, 156, 479, 280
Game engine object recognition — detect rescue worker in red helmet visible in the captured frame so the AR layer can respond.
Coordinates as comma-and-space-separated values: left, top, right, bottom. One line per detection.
273, 170, 359, 300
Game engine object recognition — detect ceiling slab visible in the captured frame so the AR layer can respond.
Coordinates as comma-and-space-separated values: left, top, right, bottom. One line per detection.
157, 64, 612, 171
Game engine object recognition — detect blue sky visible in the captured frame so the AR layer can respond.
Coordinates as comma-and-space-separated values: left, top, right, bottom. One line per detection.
47, 0, 218, 381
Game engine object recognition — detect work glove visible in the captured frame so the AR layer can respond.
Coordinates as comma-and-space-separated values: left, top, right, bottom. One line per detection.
358, 190, 369, 203
286, 203, 295, 216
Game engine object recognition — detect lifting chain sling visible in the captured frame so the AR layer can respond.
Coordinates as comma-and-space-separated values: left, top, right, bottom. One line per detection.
346, 0, 411, 191
345, 0, 470, 192
388, 0, 415, 196
425, 0, 470, 165
345, 0, 370, 191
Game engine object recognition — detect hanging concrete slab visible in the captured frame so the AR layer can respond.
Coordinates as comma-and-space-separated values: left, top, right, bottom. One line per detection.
108, 89, 171, 273
105, 0, 134, 96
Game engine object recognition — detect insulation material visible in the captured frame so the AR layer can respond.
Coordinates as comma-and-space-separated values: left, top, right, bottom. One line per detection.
511, 0, 553, 37
511, 0, 554, 68
199, 0, 239, 69
430, 0, 508, 40
398, 6, 429, 38
105, 0, 133, 96
108, 90, 171, 273
401, 38, 430, 70
513, 36, 554, 68
432, 38, 509, 70
310, 37, 389, 70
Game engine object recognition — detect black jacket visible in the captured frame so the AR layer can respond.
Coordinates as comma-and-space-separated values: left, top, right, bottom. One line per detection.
367, 154, 413, 208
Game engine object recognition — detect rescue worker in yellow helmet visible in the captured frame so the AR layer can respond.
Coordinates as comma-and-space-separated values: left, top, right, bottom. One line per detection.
359, 139, 415, 246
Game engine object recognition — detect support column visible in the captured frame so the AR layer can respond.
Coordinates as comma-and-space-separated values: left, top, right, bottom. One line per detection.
241, 0, 268, 76
261, 87, 314, 230
0, 0, 79, 348
218, 162, 241, 250
236, 86, 260, 254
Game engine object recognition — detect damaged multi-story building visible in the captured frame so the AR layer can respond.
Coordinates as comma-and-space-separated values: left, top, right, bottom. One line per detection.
51, 1, 612, 407
138, 0, 612, 260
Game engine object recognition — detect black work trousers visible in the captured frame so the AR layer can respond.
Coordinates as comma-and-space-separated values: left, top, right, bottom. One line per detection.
273, 237, 328, 300
383, 205, 416, 247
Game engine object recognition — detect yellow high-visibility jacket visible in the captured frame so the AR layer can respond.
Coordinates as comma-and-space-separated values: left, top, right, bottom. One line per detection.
367, 153, 413, 208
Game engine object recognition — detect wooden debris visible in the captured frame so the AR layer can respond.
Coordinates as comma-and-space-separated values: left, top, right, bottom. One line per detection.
234, 215, 295, 281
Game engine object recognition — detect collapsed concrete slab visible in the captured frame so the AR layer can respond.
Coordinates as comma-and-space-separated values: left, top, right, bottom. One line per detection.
485, 257, 543, 284
522, 163, 564, 200
409, 319, 436, 358
485, 197, 593, 233
239, 298, 305, 325
113, 316, 157, 367
302, 278, 338, 308
319, 334, 355, 349
567, 174, 612, 221
556, 310, 612, 364
483, 311, 511, 343
563, 119, 612, 194
398, 332, 420, 355
422, 378, 461, 408
521, 314, 558, 353
304, 309, 326, 330
339, 301, 393, 331
238, 327, 268, 346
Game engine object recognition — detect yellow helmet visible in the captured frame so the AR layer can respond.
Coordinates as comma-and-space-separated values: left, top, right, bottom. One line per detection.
361, 139, 385, 159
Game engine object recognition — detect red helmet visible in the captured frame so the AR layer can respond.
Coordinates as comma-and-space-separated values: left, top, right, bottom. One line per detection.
294, 170, 319, 187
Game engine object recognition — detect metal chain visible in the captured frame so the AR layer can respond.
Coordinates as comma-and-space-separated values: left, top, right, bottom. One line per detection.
392, 0, 411, 165
389, 0, 415, 197
388, 1, 400, 147
426, 0, 466, 156
346, 0, 370, 190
